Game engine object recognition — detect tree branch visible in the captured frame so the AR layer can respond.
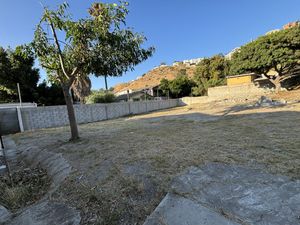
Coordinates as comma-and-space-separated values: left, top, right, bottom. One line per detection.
47, 16, 70, 80
40, 63, 58, 71
47, 38, 74, 50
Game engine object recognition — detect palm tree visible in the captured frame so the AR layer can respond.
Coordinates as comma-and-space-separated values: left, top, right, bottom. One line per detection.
71, 74, 91, 103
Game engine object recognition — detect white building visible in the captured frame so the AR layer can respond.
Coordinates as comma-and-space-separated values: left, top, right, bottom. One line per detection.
182, 58, 203, 66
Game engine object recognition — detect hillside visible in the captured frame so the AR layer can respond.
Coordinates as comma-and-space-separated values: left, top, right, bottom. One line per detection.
114, 64, 197, 93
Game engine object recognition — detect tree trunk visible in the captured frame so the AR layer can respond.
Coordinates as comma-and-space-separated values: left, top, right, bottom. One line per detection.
273, 75, 282, 93
104, 75, 108, 91
62, 85, 79, 141
274, 81, 282, 93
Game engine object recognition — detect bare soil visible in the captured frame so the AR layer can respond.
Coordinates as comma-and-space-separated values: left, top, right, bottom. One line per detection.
11, 92, 300, 224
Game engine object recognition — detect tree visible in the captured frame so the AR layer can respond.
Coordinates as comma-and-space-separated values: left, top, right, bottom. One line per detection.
230, 26, 300, 92
159, 70, 195, 98
86, 90, 115, 103
192, 55, 228, 96
0, 46, 39, 103
159, 78, 170, 96
32, 2, 154, 140
36, 81, 65, 106
169, 75, 195, 98
89, 3, 154, 91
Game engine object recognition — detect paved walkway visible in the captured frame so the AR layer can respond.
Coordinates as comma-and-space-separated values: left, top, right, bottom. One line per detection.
144, 163, 300, 225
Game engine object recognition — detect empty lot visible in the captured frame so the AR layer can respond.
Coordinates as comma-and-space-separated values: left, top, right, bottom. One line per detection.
12, 99, 300, 225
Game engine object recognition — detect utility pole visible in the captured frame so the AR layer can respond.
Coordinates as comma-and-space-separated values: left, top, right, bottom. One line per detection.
17, 83, 22, 106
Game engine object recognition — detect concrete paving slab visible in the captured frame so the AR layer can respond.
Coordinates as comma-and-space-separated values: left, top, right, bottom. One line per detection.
144, 163, 300, 225
144, 193, 241, 225
7, 200, 80, 225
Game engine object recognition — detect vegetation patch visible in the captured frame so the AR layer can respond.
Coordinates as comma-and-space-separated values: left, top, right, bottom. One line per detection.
0, 167, 50, 211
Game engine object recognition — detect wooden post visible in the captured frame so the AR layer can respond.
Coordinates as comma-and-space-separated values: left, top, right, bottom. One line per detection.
17, 83, 22, 106
16, 107, 24, 132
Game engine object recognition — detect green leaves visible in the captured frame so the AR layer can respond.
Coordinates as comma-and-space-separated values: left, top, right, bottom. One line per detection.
230, 26, 300, 78
32, 1, 154, 87
192, 55, 228, 96
0, 46, 40, 103
159, 71, 195, 98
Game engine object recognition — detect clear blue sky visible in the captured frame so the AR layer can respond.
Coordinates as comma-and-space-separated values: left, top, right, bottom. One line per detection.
1, 0, 299, 89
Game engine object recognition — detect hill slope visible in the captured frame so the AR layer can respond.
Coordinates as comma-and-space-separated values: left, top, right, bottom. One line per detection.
114, 64, 197, 93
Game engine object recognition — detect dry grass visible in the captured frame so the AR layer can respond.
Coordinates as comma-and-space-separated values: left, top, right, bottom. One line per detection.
12, 99, 300, 224
0, 167, 50, 211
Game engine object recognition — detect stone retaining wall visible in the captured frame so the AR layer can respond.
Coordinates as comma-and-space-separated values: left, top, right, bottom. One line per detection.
208, 84, 269, 99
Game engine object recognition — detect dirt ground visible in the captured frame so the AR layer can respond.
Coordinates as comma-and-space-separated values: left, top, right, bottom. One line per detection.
11, 93, 300, 225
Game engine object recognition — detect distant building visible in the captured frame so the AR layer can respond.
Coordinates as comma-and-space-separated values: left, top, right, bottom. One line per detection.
172, 61, 181, 66
225, 47, 240, 60
283, 21, 299, 30
115, 89, 133, 96
265, 29, 280, 35
115, 85, 162, 102
182, 58, 203, 66
226, 73, 260, 86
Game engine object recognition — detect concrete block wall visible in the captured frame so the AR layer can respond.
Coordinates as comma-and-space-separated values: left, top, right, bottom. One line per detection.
208, 84, 268, 99
179, 96, 211, 106
20, 99, 179, 131
0, 108, 19, 135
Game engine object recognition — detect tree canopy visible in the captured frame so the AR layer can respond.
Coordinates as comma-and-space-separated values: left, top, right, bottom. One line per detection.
159, 69, 195, 98
230, 26, 300, 91
32, 2, 154, 140
192, 55, 229, 96
86, 90, 115, 104
0, 46, 39, 103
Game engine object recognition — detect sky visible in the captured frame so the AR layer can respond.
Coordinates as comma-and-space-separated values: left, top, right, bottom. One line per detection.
1, 0, 299, 89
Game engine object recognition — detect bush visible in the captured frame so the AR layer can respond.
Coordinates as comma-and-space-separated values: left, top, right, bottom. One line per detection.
86, 91, 116, 104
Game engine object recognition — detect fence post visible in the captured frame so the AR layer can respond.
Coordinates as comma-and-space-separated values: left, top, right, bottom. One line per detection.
104, 104, 108, 120
16, 107, 24, 132
128, 102, 131, 114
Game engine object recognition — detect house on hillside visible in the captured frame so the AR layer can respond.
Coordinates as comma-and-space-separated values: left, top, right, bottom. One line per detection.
182, 58, 203, 66
226, 73, 260, 86
115, 85, 163, 102
226, 73, 276, 89
115, 90, 152, 102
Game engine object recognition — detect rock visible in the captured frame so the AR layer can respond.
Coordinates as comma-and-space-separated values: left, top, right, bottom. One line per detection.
144, 163, 300, 225
144, 193, 241, 225
2, 137, 79, 225
254, 96, 286, 107
7, 201, 81, 225
0, 205, 10, 224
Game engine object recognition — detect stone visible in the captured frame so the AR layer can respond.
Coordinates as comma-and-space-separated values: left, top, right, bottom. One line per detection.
254, 96, 286, 107
2, 137, 80, 225
0, 205, 10, 224
144, 163, 300, 225
144, 193, 241, 225
7, 201, 81, 225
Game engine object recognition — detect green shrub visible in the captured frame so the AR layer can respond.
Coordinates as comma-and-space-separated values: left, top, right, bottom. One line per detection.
86, 91, 116, 104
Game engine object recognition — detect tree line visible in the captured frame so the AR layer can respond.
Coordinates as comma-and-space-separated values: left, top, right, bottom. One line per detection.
160, 24, 300, 97
159, 54, 229, 97
0, 46, 64, 105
